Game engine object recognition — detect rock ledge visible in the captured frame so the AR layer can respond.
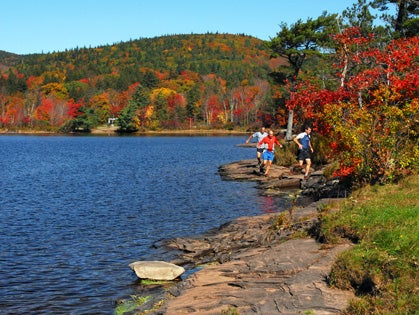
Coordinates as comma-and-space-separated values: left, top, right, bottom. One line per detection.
137, 160, 354, 314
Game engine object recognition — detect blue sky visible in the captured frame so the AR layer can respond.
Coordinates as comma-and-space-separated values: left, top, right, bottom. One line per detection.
2, 0, 359, 55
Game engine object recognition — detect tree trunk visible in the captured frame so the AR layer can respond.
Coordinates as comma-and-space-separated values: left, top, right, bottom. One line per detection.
285, 109, 294, 140
395, 0, 407, 34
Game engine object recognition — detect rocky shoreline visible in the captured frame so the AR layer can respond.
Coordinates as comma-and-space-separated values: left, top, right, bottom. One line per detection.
130, 160, 354, 314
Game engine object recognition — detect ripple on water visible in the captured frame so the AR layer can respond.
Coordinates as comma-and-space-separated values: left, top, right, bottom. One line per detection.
0, 135, 289, 314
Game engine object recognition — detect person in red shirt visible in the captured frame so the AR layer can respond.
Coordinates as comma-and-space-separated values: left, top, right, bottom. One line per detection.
258, 129, 283, 176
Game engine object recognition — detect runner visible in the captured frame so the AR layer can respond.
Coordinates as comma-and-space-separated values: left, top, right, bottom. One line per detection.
246, 126, 268, 167
258, 129, 283, 176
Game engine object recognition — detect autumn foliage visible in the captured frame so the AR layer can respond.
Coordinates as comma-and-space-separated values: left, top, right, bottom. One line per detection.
0, 31, 418, 185
286, 29, 419, 184
0, 34, 277, 132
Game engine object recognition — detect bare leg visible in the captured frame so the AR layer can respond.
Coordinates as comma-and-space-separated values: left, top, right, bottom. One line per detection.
298, 160, 304, 173
304, 159, 311, 177
257, 152, 262, 164
290, 161, 303, 175
264, 160, 272, 176
260, 160, 267, 173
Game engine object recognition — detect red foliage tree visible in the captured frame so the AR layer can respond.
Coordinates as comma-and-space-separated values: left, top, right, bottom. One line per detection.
286, 30, 419, 184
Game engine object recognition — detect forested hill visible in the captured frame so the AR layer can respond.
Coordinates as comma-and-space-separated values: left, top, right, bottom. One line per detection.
0, 50, 18, 60
0, 33, 286, 131
0, 33, 280, 92
0, 50, 19, 71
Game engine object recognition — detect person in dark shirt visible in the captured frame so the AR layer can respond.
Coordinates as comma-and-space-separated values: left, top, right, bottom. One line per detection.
291, 126, 314, 179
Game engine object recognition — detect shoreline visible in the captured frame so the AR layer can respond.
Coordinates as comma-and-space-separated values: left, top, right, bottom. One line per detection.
0, 127, 249, 136
130, 160, 354, 314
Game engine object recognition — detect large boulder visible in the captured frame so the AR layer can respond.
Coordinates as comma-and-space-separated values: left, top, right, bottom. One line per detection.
129, 261, 185, 280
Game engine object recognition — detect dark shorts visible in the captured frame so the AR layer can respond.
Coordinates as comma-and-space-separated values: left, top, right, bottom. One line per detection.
297, 149, 311, 161
256, 148, 264, 153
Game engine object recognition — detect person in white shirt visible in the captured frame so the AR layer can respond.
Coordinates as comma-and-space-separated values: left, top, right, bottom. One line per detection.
246, 126, 268, 166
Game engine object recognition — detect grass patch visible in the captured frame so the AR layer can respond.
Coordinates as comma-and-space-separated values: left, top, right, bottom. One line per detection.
319, 175, 419, 314
114, 295, 151, 315
221, 306, 240, 314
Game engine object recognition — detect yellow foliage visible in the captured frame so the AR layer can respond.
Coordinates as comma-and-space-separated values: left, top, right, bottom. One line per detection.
145, 105, 154, 119
89, 93, 110, 107
161, 79, 195, 92
41, 83, 69, 100
150, 87, 176, 101
41, 71, 66, 83
217, 112, 227, 124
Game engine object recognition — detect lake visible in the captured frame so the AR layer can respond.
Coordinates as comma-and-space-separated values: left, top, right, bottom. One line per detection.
0, 135, 291, 314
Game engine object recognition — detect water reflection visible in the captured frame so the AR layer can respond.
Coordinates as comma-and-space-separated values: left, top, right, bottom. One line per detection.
258, 194, 291, 214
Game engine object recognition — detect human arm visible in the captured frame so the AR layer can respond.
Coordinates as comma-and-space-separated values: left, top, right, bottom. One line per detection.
309, 140, 314, 152
293, 136, 303, 150
246, 133, 254, 144
275, 137, 283, 148
294, 133, 314, 152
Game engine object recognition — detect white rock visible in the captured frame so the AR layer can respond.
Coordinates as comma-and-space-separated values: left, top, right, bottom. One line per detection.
129, 261, 185, 280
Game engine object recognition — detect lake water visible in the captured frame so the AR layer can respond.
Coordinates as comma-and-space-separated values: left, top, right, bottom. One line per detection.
0, 135, 291, 314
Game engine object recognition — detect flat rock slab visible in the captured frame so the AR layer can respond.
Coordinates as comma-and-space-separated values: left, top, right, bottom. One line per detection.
218, 159, 287, 181
218, 159, 303, 192
163, 239, 353, 315
155, 199, 354, 314
129, 261, 185, 281
137, 159, 353, 314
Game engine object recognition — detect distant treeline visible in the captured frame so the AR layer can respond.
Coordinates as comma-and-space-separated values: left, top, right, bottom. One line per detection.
0, 33, 283, 132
